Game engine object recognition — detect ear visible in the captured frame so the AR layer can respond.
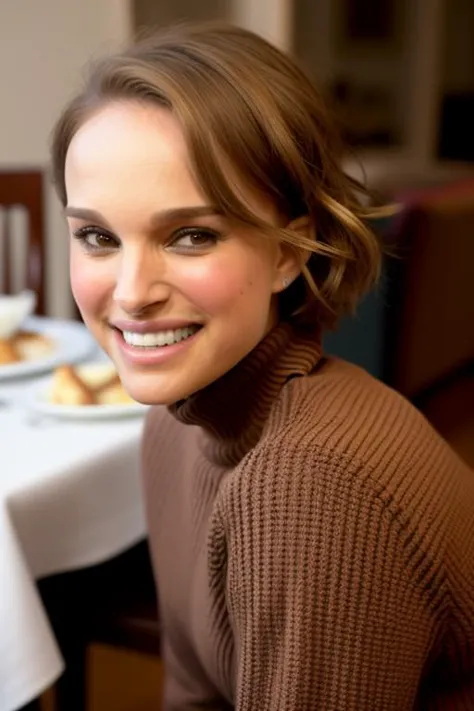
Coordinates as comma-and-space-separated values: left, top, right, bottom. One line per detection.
271, 215, 314, 293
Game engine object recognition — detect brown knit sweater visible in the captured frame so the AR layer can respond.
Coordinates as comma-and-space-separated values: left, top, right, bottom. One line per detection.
142, 322, 474, 710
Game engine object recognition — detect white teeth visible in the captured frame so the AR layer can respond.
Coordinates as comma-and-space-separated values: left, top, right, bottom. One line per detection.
122, 326, 199, 348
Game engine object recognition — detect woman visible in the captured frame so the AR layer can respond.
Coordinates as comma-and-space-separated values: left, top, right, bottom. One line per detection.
51, 22, 474, 710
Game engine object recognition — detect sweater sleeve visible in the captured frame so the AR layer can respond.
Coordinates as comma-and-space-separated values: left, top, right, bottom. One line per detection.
214, 443, 441, 711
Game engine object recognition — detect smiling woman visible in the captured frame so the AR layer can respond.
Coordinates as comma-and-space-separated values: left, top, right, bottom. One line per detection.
60, 99, 291, 404
50, 20, 474, 711
50, 23, 383, 406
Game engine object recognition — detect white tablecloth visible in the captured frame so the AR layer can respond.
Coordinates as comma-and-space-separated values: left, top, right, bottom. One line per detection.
0, 324, 147, 711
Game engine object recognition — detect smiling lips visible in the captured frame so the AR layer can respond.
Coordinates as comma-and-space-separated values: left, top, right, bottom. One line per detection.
121, 325, 200, 348
111, 318, 202, 347
110, 321, 202, 365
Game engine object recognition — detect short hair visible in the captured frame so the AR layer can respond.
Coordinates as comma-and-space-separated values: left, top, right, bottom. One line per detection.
51, 21, 383, 330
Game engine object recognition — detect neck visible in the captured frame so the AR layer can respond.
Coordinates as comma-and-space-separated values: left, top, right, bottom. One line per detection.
169, 321, 322, 467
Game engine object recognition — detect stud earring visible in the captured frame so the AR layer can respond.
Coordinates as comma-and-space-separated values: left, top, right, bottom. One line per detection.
282, 277, 290, 288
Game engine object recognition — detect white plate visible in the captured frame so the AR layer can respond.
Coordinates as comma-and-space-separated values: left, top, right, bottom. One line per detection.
29, 396, 150, 421
0, 316, 97, 380
25, 359, 150, 421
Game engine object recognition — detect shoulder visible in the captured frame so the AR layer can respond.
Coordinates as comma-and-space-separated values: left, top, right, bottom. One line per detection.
217, 358, 468, 544
268, 357, 465, 491
272, 355, 441, 453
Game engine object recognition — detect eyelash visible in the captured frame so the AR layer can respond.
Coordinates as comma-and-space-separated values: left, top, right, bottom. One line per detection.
72, 226, 118, 252
71, 225, 221, 254
169, 227, 220, 253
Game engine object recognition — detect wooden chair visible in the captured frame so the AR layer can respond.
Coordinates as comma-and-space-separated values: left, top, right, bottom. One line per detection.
34, 540, 159, 711
0, 170, 46, 314
382, 179, 474, 468
86, 541, 160, 659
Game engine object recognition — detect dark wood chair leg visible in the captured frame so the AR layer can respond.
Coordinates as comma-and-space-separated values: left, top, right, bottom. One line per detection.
53, 644, 88, 711
37, 573, 89, 711
35, 541, 155, 711
17, 699, 42, 711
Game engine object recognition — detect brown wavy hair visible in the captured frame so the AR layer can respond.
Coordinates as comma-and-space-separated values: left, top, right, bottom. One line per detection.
51, 21, 384, 330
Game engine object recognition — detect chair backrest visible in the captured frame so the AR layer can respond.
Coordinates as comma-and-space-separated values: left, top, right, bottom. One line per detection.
0, 170, 46, 314
382, 179, 474, 400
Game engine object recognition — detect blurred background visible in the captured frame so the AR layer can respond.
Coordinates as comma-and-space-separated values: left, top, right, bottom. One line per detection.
0, 1, 473, 710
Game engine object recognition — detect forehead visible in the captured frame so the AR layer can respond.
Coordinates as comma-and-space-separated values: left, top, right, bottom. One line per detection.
64, 100, 204, 211
64, 98, 280, 226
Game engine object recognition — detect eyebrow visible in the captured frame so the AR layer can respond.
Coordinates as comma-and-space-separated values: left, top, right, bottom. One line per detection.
64, 205, 223, 229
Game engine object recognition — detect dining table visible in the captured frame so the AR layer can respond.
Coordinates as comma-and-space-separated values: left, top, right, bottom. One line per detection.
0, 317, 148, 711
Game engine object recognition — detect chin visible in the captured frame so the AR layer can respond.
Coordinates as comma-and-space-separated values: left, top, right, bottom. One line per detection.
124, 384, 173, 406
120, 376, 191, 407
134, 392, 179, 407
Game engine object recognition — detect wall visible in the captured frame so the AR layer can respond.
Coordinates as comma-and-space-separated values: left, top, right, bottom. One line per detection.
132, 0, 292, 49
442, 0, 474, 92
294, 0, 335, 85
0, 0, 131, 317
133, 0, 229, 30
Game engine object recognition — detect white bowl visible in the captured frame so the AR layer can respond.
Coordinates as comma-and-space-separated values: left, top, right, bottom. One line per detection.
0, 290, 37, 339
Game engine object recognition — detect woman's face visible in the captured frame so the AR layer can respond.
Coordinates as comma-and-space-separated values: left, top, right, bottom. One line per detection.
64, 100, 294, 405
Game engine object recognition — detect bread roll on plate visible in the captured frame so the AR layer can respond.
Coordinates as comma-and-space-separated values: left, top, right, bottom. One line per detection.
49, 362, 135, 406
49, 365, 95, 405
0, 338, 20, 364
12, 330, 54, 361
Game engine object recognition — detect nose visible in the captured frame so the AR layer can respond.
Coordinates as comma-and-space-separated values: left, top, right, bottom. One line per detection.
113, 245, 171, 315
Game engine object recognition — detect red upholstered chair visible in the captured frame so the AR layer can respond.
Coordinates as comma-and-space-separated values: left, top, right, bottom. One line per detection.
0, 170, 46, 314
382, 179, 474, 468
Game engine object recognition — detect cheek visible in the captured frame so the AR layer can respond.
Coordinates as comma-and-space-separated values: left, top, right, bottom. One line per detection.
70, 250, 111, 315
176, 254, 271, 315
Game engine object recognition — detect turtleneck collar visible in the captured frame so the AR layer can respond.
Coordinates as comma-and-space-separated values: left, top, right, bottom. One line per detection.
168, 321, 322, 468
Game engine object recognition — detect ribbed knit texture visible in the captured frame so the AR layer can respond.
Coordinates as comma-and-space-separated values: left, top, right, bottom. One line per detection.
142, 322, 474, 710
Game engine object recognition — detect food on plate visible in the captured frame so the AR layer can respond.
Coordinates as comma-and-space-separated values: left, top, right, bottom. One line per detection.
49, 365, 96, 405
96, 378, 136, 405
0, 338, 20, 364
0, 330, 54, 365
12, 330, 54, 360
49, 362, 136, 406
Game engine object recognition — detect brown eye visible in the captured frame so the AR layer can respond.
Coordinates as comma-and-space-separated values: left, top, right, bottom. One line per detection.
72, 226, 120, 252
168, 227, 220, 252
